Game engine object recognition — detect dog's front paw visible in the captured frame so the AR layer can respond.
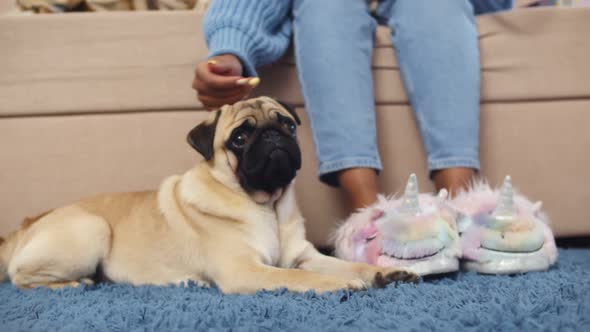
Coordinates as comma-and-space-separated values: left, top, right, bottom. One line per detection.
345, 278, 369, 291
373, 269, 420, 288
314, 277, 368, 294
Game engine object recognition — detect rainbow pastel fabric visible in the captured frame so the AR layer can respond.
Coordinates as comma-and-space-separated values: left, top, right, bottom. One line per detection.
334, 174, 462, 276
451, 176, 558, 274
333, 174, 558, 276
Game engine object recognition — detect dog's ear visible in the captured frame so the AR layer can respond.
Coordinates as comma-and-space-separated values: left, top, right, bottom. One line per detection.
277, 100, 301, 125
187, 111, 221, 160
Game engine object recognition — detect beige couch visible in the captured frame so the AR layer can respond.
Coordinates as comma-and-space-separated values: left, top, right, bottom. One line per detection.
1, 5, 589, 248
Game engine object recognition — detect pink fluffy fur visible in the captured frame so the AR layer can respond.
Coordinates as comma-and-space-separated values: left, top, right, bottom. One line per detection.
333, 194, 458, 264
450, 179, 557, 265
333, 178, 558, 272
450, 180, 547, 222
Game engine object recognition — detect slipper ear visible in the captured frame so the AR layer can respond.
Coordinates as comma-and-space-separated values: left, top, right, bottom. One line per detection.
532, 201, 547, 220
532, 201, 543, 213
370, 208, 385, 221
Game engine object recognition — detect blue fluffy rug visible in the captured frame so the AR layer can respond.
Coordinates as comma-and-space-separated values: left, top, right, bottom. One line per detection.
1, 249, 588, 332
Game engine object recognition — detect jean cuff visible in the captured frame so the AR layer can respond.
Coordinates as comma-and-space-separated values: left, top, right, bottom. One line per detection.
428, 157, 481, 178
318, 157, 382, 187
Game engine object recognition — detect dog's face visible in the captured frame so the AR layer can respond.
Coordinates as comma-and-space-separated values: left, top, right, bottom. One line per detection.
187, 97, 302, 194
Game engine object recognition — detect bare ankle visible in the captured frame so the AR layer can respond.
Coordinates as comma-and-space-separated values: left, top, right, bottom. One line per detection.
432, 167, 476, 197
337, 168, 379, 211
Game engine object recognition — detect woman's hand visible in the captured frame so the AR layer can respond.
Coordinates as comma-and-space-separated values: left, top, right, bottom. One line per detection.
192, 54, 260, 110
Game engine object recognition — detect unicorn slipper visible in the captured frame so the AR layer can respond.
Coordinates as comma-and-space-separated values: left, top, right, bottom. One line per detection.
333, 174, 461, 276
451, 176, 558, 274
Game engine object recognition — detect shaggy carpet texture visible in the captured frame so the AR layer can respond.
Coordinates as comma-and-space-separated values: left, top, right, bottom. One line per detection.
1, 249, 588, 332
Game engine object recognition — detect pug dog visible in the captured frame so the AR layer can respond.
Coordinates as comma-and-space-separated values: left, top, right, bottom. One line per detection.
0, 97, 418, 294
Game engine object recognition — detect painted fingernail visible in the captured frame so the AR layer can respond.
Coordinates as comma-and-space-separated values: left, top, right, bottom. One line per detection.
207, 60, 218, 65
236, 78, 250, 85
248, 77, 261, 87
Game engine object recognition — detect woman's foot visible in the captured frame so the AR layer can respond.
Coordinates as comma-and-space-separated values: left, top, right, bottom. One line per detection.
337, 168, 380, 211
336, 167, 475, 210
432, 167, 476, 197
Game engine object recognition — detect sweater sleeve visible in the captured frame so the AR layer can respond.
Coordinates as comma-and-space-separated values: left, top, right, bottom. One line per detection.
204, 0, 292, 77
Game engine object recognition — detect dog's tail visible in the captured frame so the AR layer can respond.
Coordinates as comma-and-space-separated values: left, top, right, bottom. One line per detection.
0, 236, 7, 282
0, 232, 20, 283
0, 232, 18, 283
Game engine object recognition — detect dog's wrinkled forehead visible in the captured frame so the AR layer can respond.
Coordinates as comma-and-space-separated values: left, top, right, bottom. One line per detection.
221, 97, 292, 133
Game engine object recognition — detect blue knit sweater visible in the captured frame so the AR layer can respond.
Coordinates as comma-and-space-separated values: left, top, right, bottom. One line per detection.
204, 0, 292, 77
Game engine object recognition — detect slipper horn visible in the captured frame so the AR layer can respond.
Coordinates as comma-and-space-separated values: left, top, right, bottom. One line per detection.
399, 173, 422, 215
492, 175, 517, 220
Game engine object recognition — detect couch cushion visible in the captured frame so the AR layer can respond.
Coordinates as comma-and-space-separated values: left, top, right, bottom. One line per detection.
0, 11, 206, 116
1, 7, 589, 116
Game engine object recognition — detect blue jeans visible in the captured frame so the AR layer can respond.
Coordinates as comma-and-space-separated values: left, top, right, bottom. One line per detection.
292, 0, 514, 186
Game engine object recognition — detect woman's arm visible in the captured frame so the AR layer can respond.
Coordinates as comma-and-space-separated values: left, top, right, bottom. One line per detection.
204, 0, 292, 77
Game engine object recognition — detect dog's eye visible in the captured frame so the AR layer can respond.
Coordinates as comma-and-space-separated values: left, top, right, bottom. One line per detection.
232, 130, 248, 148
282, 120, 296, 135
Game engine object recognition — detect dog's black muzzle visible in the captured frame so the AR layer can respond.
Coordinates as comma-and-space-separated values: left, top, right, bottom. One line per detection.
238, 127, 301, 193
